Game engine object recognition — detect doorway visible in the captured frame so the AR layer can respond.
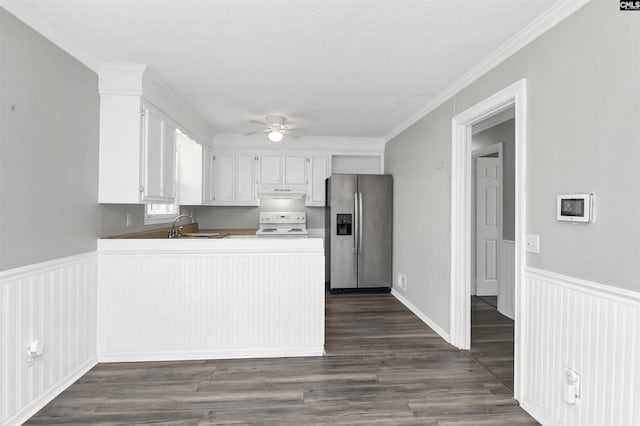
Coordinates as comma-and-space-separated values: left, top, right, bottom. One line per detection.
449, 80, 526, 400
470, 112, 516, 391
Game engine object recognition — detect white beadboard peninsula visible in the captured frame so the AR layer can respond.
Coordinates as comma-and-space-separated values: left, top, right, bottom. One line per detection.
97, 238, 324, 362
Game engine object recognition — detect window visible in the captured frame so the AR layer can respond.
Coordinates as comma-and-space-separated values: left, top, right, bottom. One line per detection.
145, 202, 179, 225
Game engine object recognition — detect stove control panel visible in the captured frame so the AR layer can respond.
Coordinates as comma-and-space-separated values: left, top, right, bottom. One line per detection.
259, 212, 306, 224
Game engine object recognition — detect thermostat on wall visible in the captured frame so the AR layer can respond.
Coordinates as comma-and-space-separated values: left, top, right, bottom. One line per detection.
556, 193, 594, 223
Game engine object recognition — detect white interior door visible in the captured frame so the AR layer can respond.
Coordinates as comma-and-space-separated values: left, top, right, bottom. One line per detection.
476, 157, 501, 296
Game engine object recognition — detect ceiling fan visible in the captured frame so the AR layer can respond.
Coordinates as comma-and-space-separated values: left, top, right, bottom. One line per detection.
245, 115, 303, 142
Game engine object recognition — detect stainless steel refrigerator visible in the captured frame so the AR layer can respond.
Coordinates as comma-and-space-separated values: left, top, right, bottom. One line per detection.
325, 174, 393, 291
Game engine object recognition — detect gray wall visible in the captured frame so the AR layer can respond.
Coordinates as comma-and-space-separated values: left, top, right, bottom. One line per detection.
98, 205, 198, 238
0, 9, 100, 271
193, 200, 325, 229
385, 0, 640, 336
473, 118, 515, 240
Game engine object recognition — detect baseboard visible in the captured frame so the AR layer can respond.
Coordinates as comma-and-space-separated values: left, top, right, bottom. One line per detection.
3, 357, 97, 426
97, 346, 325, 363
519, 400, 562, 426
391, 289, 451, 343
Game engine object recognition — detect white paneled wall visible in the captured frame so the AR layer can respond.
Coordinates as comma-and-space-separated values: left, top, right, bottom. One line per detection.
98, 249, 325, 361
520, 267, 640, 426
498, 240, 515, 319
0, 253, 98, 426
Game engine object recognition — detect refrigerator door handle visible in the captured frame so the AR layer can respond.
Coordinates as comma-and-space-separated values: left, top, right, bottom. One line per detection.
358, 192, 363, 254
354, 192, 359, 254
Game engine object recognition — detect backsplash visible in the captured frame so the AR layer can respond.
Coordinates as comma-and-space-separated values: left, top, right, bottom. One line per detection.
193, 199, 325, 229
99, 204, 196, 238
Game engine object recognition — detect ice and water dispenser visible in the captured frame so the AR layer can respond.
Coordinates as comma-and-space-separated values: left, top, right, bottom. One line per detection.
336, 214, 352, 235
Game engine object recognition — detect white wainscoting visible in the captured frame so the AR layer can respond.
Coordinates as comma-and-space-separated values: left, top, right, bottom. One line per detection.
498, 240, 515, 320
97, 240, 325, 361
0, 253, 98, 426
520, 267, 640, 426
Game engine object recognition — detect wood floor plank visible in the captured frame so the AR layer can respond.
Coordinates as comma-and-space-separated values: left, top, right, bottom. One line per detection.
25, 292, 534, 425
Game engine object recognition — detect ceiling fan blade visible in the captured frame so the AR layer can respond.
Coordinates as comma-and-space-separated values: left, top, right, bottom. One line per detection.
249, 120, 270, 128
244, 128, 269, 136
286, 129, 305, 139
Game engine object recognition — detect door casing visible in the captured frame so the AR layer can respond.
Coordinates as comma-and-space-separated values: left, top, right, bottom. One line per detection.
449, 79, 527, 401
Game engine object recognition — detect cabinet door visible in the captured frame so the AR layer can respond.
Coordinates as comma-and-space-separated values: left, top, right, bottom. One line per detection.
141, 106, 165, 201
162, 122, 177, 199
177, 134, 203, 205
202, 146, 215, 204
284, 155, 306, 185
236, 153, 256, 203
306, 155, 329, 206
212, 152, 235, 203
259, 155, 282, 185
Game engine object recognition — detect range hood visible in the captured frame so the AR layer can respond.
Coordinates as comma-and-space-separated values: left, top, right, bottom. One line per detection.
258, 187, 306, 200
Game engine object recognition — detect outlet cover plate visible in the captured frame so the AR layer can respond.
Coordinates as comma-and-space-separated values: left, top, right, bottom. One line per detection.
526, 234, 540, 254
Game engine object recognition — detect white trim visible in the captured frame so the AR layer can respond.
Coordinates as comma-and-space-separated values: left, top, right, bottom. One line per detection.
384, 0, 591, 143
519, 400, 562, 426
97, 347, 324, 363
472, 142, 503, 159
471, 108, 515, 135
391, 289, 451, 343
449, 79, 527, 402
0, 251, 97, 282
524, 266, 640, 308
3, 357, 97, 426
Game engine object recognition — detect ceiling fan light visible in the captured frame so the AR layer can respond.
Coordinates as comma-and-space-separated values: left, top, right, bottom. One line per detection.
268, 130, 284, 142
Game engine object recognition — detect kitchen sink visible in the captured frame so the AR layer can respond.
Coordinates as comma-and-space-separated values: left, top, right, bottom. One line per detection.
180, 232, 222, 238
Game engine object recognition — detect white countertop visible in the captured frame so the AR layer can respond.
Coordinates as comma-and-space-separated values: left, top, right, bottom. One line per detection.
98, 237, 324, 254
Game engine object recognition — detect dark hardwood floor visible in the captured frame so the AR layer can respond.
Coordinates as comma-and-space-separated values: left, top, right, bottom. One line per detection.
471, 296, 515, 391
26, 292, 535, 425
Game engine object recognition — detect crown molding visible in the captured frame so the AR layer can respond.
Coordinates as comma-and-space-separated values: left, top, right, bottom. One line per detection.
1, 0, 100, 72
384, 0, 592, 144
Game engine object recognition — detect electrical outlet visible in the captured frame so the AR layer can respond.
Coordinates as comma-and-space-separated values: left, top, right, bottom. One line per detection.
398, 273, 407, 290
126, 213, 132, 227
526, 234, 540, 254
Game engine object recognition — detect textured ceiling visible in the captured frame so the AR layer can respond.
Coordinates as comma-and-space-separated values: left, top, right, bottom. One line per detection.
14, 0, 559, 138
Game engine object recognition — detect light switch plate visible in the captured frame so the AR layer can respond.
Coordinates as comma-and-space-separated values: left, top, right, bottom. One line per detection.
526, 234, 540, 254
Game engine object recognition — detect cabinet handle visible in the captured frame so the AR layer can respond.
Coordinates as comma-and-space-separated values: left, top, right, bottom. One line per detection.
139, 185, 144, 193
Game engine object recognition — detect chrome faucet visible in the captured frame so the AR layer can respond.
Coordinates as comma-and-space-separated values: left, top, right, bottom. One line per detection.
168, 214, 194, 238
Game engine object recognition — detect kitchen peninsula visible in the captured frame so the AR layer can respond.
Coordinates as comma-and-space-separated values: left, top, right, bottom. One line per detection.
97, 236, 324, 362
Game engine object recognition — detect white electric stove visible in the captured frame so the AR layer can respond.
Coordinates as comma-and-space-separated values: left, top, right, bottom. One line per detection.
256, 212, 308, 238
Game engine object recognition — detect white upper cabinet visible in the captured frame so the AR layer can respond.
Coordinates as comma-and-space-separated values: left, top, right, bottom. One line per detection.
99, 97, 176, 204
212, 152, 235, 204
257, 154, 306, 188
177, 133, 203, 206
306, 155, 330, 206
284, 155, 307, 186
205, 151, 258, 206
98, 64, 215, 204
235, 154, 257, 203
138, 104, 176, 203
202, 145, 215, 204
258, 155, 283, 185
